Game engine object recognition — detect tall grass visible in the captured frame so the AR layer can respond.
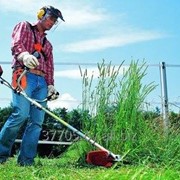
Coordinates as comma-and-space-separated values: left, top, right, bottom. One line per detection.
77, 60, 180, 168
58, 59, 180, 170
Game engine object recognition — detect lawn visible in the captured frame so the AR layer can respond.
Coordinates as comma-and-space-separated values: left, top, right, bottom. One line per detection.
0, 157, 179, 180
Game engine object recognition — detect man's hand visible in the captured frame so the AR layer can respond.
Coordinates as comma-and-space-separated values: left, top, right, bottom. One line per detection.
17, 51, 39, 69
47, 85, 59, 101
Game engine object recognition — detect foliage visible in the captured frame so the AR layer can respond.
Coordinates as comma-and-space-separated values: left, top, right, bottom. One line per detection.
0, 106, 13, 127
169, 111, 180, 132
77, 59, 180, 167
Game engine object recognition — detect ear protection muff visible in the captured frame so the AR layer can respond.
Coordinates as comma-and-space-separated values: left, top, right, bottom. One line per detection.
37, 7, 46, 20
37, 6, 65, 22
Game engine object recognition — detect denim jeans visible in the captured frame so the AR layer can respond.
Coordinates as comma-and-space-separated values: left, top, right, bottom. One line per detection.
0, 72, 47, 165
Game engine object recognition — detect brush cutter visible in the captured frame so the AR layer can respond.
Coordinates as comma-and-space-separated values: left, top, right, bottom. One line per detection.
0, 65, 121, 167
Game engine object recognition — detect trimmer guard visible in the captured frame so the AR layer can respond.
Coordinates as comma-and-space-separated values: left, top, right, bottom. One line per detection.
86, 150, 120, 167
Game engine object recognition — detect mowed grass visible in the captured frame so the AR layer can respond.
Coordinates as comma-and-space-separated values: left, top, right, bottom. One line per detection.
0, 157, 179, 180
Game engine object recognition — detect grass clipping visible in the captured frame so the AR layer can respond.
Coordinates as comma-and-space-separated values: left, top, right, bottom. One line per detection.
56, 140, 90, 167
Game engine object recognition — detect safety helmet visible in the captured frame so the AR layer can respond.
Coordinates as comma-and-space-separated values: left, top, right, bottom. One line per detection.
37, 5, 65, 22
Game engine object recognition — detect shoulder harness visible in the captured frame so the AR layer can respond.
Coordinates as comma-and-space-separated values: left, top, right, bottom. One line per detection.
26, 21, 47, 61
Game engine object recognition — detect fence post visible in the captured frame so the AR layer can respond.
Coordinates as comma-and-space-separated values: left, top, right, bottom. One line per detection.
159, 62, 169, 134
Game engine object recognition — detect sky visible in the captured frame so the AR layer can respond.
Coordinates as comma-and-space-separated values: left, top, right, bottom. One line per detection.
0, 0, 180, 112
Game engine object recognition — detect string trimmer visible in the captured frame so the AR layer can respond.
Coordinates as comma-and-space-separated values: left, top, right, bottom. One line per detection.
0, 65, 121, 167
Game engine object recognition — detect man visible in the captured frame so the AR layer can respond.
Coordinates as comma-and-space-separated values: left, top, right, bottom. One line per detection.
0, 5, 65, 166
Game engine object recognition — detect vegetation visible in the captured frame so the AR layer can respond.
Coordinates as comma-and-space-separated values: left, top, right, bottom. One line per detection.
0, 157, 179, 179
77, 60, 180, 167
0, 60, 180, 179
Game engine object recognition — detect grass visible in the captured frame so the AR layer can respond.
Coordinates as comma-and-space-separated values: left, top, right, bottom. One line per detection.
79, 60, 160, 163
1, 59, 180, 179
1, 157, 180, 180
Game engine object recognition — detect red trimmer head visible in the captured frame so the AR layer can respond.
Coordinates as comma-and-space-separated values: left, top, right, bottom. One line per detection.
86, 150, 120, 167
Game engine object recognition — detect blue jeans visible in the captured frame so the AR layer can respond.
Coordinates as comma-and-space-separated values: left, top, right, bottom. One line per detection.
0, 72, 47, 165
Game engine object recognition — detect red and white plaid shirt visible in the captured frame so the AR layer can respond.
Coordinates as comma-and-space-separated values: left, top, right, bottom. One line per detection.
11, 21, 54, 85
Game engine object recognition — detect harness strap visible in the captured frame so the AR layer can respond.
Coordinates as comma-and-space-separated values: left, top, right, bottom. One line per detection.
26, 21, 47, 61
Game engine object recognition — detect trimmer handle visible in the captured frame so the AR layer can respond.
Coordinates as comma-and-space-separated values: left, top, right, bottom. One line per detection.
47, 92, 59, 101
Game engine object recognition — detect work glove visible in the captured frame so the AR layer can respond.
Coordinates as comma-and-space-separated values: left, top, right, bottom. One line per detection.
47, 85, 59, 101
17, 51, 39, 69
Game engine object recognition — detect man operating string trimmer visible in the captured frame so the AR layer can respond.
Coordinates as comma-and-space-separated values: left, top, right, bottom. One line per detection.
0, 5, 65, 166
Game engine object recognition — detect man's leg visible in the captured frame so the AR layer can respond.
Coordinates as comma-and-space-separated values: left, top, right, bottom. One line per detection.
0, 92, 30, 163
17, 75, 47, 166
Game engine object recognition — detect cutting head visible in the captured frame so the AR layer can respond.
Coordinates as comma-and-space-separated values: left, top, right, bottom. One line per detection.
86, 150, 116, 167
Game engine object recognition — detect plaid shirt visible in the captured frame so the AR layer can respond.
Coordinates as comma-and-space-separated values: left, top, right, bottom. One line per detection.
11, 21, 54, 85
